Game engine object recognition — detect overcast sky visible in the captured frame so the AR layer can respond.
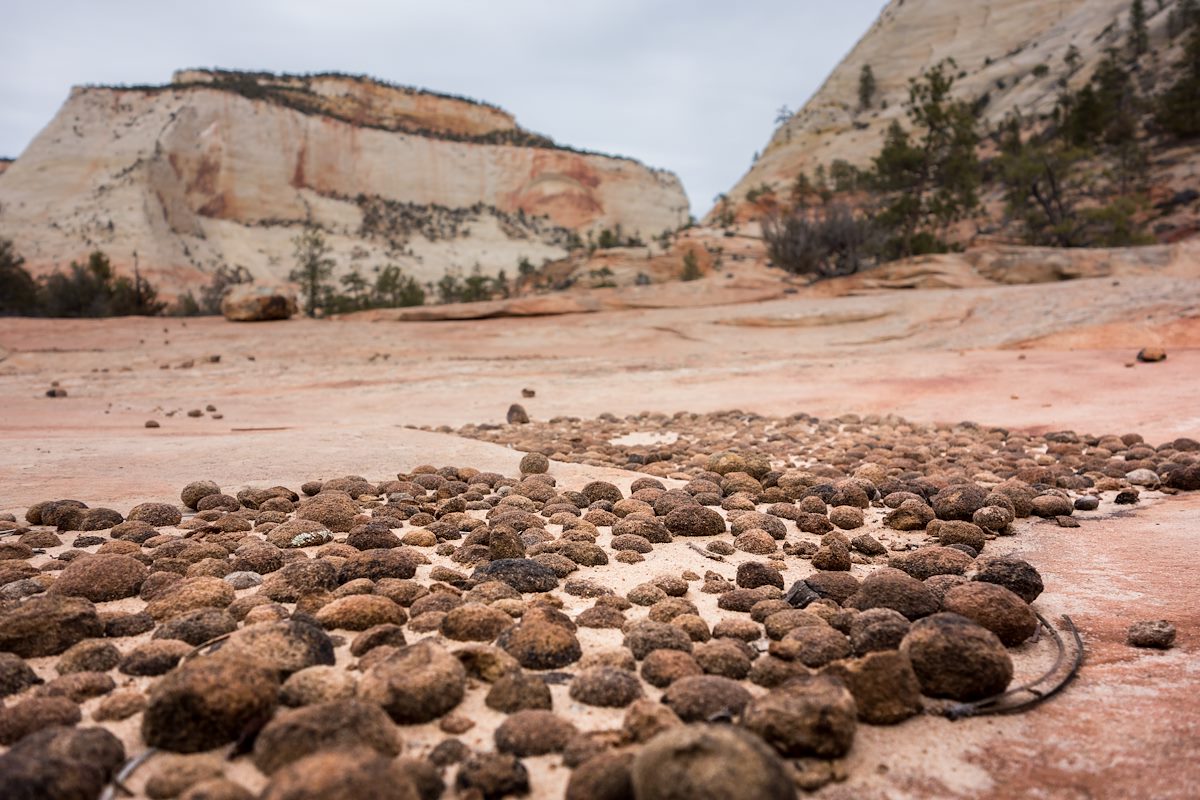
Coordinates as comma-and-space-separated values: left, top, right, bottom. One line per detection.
0, 0, 885, 216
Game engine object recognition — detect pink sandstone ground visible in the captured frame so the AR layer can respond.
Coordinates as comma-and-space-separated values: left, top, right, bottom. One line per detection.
0, 273, 1196, 798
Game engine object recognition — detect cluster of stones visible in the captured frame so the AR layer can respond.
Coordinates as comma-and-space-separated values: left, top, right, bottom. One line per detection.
0, 425, 1190, 798
452, 410, 1200, 495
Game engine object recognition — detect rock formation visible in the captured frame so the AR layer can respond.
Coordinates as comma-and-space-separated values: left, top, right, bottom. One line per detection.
0, 70, 689, 296
718, 0, 1199, 233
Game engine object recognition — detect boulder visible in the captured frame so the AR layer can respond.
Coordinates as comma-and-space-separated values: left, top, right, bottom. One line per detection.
222, 285, 297, 322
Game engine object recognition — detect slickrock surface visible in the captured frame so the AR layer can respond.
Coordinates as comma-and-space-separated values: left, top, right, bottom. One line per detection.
0, 278, 1196, 798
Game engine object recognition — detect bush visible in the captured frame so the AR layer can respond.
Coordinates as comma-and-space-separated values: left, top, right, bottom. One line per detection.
1, 240, 168, 317
761, 205, 881, 279
39, 251, 166, 317
680, 250, 702, 281
436, 267, 498, 304
373, 264, 425, 307
0, 239, 38, 315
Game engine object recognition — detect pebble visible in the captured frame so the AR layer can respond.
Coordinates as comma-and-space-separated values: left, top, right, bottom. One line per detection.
252, 700, 401, 774
0, 726, 124, 798
823, 649, 922, 724
455, 752, 530, 798
845, 567, 939, 620
942, 582, 1038, 645
630, 724, 794, 800
973, 556, 1044, 603
472, 558, 560, 593
356, 640, 466, 723
1136, 347, 1166, 362
902, 612, 1013, 701
0, 695, 82, 744
497, 619, 582, 669
742, 673, 857, 757
660, 674, 752, 722
486, 670, 552, 712
260, 749, 429, 800
1126, 619, 1176, 649
0, 594, 102, 657
142, 654, 280, 752
494, 709, 577, 756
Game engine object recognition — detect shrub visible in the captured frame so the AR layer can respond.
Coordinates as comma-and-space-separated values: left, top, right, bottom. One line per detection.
761, 204, 881, 279
373, 264, 425, 307
0, 239, 38, 315
39, 251, 165, 317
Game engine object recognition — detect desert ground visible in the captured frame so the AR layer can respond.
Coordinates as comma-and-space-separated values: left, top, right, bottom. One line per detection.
1, 270, 1198, 799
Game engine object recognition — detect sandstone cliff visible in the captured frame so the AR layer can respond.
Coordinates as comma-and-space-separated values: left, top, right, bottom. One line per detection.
0, 70, 689, 296
718, 0, 1199, 229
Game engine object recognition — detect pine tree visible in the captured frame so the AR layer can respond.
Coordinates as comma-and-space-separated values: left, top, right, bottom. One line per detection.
289, 225, 335, 317
871, 60, 980, 257
1129, 0, 1150, 56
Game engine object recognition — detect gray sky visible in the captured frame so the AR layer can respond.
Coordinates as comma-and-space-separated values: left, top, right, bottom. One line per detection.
0, 0, 885, 216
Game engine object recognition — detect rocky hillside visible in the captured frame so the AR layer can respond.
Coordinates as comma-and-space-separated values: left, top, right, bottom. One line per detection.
0, 70, 689, 296
718, 0, 1200, 238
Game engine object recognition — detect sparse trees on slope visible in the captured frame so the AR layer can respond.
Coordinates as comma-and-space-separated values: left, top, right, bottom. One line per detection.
1156, 12, 1200, 137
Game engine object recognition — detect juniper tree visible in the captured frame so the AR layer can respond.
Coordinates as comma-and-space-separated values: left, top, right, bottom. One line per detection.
858, 64, 877, 110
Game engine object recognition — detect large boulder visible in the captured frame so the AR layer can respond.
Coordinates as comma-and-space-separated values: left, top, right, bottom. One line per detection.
222, 285, 297, 322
